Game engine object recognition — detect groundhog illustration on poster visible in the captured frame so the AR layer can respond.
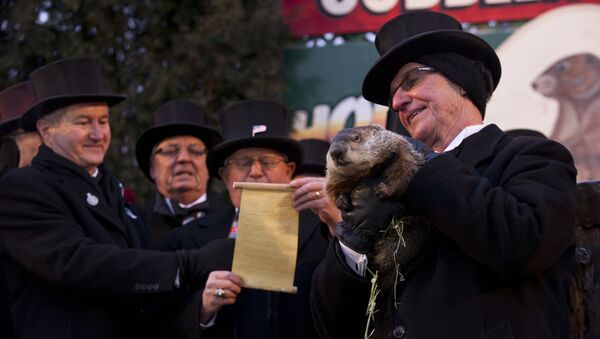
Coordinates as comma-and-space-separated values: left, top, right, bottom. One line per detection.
532, 53, 600, 180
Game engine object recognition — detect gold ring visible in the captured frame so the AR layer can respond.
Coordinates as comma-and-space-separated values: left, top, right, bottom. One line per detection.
215, 288, 226, 297
315, 191, 321, 199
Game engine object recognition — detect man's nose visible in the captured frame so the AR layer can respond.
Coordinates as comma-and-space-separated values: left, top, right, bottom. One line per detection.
390, 88, 411, 114
247, 159, 264, 178
89, 122, 104, 140
176, 148, 192, 162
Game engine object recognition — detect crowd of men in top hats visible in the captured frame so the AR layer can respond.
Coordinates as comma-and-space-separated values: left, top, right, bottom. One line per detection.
0, 10, 577, 339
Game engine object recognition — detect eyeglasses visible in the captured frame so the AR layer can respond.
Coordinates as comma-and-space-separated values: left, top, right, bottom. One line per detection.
391, 66, 437, 94
153, 145, 207, 158
224, 156, 287, 172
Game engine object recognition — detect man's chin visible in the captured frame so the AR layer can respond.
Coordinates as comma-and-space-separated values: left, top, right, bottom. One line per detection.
169, 181, 200, 193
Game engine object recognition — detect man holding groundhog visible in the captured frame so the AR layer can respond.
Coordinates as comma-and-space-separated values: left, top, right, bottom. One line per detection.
311, 11, 577, 339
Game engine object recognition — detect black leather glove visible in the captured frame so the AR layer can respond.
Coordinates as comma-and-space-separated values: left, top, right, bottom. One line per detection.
335, 179, 407, 253
406, 137, 439, 161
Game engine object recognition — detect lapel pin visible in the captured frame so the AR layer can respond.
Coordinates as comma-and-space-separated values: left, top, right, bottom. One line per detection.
86, 192, 99, 206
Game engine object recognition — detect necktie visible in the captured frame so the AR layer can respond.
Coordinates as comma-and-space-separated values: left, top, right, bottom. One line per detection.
153, 193, 209, 225
170, 200, 210, 225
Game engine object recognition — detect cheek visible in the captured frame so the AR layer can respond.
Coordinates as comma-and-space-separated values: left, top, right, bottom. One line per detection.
266, 170, 292, 184
153, 161, 174, 181
104, 127, 111, 143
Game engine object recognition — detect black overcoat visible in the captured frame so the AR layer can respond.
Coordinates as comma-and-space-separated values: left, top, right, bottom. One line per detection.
170, 207, 330, 339
141, 192, 234, 251
0, 145, 233, 339
0, 162, 14, 339
311, 125, 577, 339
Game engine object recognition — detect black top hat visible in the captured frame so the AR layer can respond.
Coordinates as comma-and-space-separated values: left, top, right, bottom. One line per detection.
135, 100, 223, 180
362, 11, 501, 106
0, 81, 36, 137
296, 138, 330, 177
21, 57, 126, 131
206, 100, 303, 178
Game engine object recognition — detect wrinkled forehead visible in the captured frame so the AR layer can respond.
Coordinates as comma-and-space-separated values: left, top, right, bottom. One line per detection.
65, 102, 109, 117
155, 135, 206, 148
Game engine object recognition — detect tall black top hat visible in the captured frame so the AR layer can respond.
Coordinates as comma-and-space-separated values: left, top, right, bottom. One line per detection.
21, 57, 126, 131
206, 100, 303, 178
296, 138, 330, 177
0, 81, 36, 137
362, 11, 501, 106
135, 100, 223, 180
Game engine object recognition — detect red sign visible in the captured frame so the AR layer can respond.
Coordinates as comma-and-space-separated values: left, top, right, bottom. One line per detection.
283, 0, 600, 37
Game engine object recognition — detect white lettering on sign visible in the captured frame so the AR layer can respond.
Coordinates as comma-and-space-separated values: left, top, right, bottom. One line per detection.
319, 0, 359, 16
363, 0, 398, 13
484, 0, 511, 4
329, 96, 373, 133
404, 0, 439, 10
445, 0, 477, 7
319, 0, 550, 16
291, 96, 388, 140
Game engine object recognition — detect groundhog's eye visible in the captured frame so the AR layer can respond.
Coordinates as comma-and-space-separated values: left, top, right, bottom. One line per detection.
556, 61, 569, 73
354, 135, 360, 142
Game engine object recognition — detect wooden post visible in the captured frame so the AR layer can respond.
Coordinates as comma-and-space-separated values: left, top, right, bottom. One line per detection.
571, 180, 600, 339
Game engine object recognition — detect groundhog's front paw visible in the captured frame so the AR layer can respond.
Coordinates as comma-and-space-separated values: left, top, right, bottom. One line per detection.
374, 182, 392, 199
336, 193, 351, 211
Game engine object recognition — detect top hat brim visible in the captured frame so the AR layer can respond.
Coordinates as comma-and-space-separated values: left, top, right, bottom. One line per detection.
136, 124, 223, 181
21, 94, 126, 131
363, 30, 501, 106
207, 137, 304, 179
0, 118, 20, 138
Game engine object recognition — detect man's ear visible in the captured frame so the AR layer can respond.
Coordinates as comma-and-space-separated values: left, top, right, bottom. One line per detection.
36, 119, 50, 142
218, 167, 228, 183
286, 162, 296, 179
149, 159, 156, 181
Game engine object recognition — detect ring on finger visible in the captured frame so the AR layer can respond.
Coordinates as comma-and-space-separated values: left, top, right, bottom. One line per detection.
315, 191, 321, 199
215, 288, 226, 298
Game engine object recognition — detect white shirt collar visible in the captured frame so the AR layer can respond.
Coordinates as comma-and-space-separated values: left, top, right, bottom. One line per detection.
90, 168, 99, 178
164, 193, 208, 213
443, 124, 486, 152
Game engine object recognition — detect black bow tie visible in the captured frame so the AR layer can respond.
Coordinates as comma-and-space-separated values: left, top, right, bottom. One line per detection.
154, 193, 209, 225
170, 200, 209, 218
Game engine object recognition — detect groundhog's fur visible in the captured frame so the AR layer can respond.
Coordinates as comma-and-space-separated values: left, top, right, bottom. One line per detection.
325, 124, 434, 290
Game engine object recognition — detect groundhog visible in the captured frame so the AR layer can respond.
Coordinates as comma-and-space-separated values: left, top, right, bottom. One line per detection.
325, 124, 434, 290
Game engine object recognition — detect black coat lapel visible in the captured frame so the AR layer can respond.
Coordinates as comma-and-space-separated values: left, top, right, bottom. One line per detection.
33, 145, 129, 239
192, 194, 234, 239
450, 124, 506, 167
297, 210, 322, 252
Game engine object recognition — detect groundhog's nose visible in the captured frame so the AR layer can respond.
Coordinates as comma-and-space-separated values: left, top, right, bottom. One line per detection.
329, 146, 345, 163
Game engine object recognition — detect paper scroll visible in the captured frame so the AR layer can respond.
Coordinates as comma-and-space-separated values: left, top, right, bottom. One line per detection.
231, 182, 299, 293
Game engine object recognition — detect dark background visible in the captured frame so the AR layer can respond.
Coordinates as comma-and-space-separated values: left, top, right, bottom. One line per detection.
0, 0, 288, 202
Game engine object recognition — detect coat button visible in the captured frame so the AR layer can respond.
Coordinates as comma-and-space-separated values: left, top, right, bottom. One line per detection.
392, 325, 406, 338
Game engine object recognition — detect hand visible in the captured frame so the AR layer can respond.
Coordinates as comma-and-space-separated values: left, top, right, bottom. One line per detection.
405, 137, 439, 161
290, 176, 342, 236
200, 271, 244, 324
336, 178, 407, 253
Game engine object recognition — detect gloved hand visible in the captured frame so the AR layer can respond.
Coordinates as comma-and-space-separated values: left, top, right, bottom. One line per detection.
405, 137, 439, 161
335, 178, 407, 253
